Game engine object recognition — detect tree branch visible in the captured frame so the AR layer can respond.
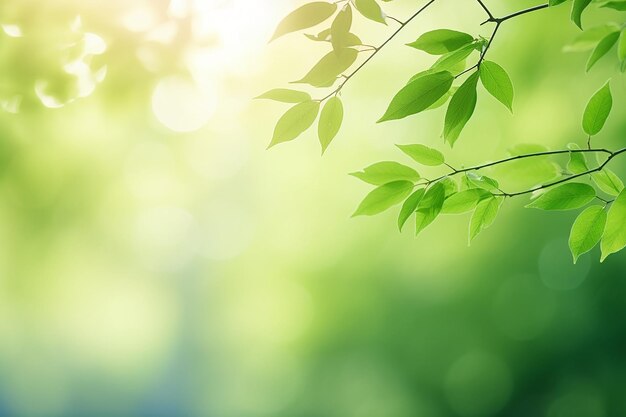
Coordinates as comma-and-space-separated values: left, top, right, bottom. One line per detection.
457, 2, 549, 78
318, 0, 437, 102
494, 148, 626, 197
429, 148, 613, 184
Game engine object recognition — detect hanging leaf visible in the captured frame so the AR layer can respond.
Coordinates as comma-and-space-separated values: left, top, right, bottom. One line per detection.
407, 29, 474, 55
271, 2, 338, 41
432, 42, 480, 72
582, 81, 612, 136
255, 89, 311, 103
354, 0, 387, 24
525, 183, 596, 210
293, 48, 358, 87
479, 61, 514, 112
586, 32, 619, 71
601, 1, 626, 11
592, 169, 624, 196
415, 182, 446, 235
444, 72, 479, 146
331, 5, 353, 51
318, 96, 344, 153
378, 71, 454, 122
442, 188, 491, 214
571, 0, 592, 29
350, 161, 420, 185
269, 101, 320, 148
569, 205, 607, 263
563, 24, 620, 52
353, 181, 415, 216
601, 189, 626, 261
398, 188, 426, 231
396, 144, 445, 166
469, 196, 504, 242
566, 143, 589, 174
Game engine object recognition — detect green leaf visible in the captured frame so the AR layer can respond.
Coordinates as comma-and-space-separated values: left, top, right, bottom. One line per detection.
350, 161, 420, 185
255, 89, 311, 103
398, 188, 425, 231
432, 42, 480, 72
354, 0, 387, 24
293, 48, 358, 87
331, 5, 353, 51
469, 196, 504, 242
583, 81, 612, 136
415, 183, 446, 235
407, 29, 474, 55
466, 172, 500, 192
396, 144, 445, 166
567, 143, 589, 174
587, 32, 619, 71
427, 86, 458, 110
601, 1, 626, 11
378, 71, 454, 122
601, 189, 626, 261
619, 29, 626, 62
353, 181, 415, 216
563, 24, 620, 52
479, 61, 514, 112
526, 183, 596, 211
569, 205, 607, 263
592, 169, 624, 196
550, 0, 569, 5
269, 101, 320, 148
444, 72, 479, 146
318, 97, 344, 153
440, 177, 458, 196
571, 0, 592, 29
442, 188, 491, 214
271, 2, 338, 41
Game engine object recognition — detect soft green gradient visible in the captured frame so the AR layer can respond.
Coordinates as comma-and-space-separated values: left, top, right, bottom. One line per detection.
0, 0, 625, 416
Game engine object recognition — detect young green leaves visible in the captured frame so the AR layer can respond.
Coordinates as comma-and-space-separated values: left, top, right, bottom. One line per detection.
415, 183, 446, 235
407, 29, 474, 55
587, 31, 619, 71
270, 101, 320, 148
583, 81, 612, 136
479, 61, 514, 112
354, 0, 387, 24
444, 72, 479, 146
571, 0, 592, 29
256, 89, 311, 103
601, 189, 626, 261
318, 97, 344, 153
293, 48, 358, 87
352, 181, 414, 216
569, 205, 607, 263
271, 2, 337, 41
526, 183, 596, 211
378, 71, 454, 122
350, 161, 420, 185
469, 196, 504, 243
396, 144, 445, 166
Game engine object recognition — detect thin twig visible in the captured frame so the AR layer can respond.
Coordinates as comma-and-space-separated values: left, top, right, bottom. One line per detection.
318, 0, 437, 102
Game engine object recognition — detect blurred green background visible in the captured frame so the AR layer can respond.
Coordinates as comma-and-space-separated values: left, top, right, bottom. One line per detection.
1, 0, 626, 416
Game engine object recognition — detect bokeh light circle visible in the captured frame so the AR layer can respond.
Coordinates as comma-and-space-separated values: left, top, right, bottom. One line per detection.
151, 76, 217, 132
539, 238, 591, 290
